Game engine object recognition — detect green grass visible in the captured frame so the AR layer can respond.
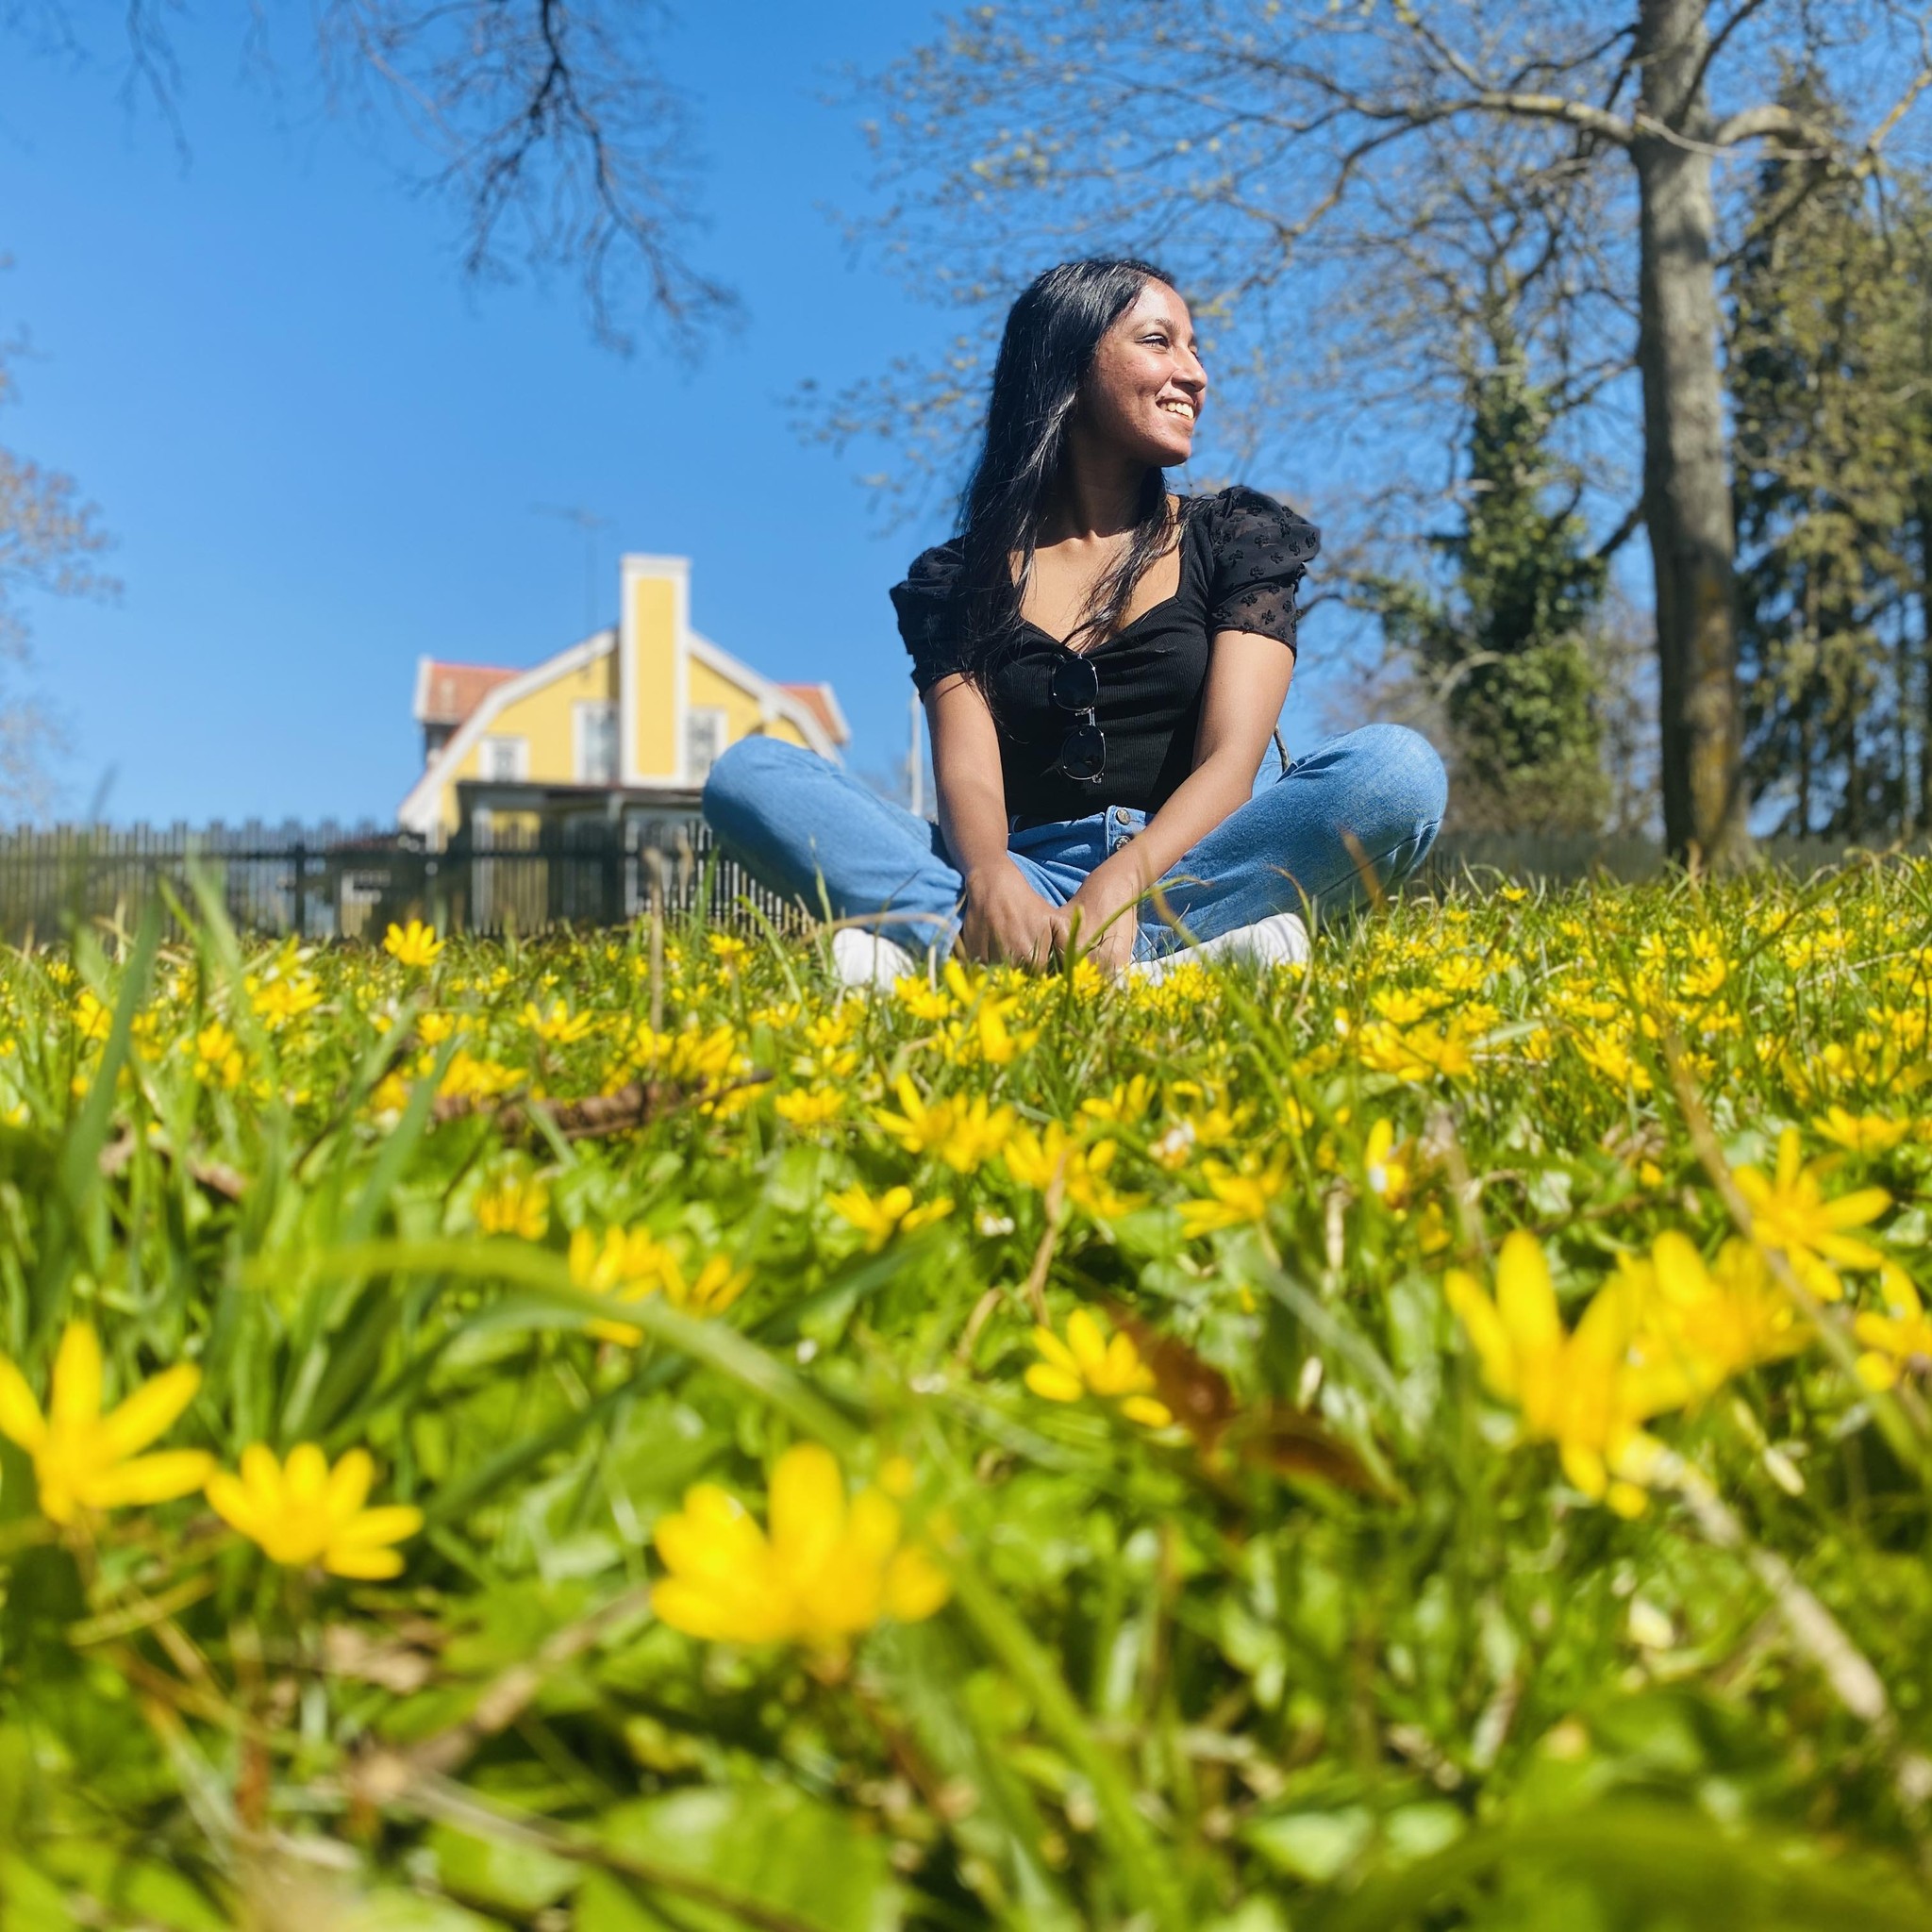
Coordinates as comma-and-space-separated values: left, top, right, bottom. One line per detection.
1, 861, 1931, 1930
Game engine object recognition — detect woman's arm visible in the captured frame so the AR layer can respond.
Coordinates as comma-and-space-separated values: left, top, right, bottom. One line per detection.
1062, 631, 1293, 972
925, 673, 1069, 969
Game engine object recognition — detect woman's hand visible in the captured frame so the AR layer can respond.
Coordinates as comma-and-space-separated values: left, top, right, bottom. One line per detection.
959, 861, 1065, 970
1060, 874, 1141, 979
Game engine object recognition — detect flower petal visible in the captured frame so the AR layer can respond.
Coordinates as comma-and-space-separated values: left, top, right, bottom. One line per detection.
1495, 1232, 1560, 1361
768, 1442, 846, 1578
329, 1505, 423, 1550
0, 1356, 45, 1451
325, 1448, 375, 1520
87, 1449, 216, 1509
1024, 1364, 1084, 1404
98, 1364, 200, 1461
50, 1323, 103, 1428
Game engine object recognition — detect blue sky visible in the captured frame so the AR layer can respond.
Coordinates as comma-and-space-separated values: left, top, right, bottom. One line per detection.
0, 3, 983, 825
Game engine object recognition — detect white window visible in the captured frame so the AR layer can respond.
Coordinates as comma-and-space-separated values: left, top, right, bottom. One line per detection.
685, 707, 728, 782
574, 701, 619, 784
479, 735, 528, 782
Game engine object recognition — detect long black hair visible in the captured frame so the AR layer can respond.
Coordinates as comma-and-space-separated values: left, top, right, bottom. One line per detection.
956, 258, 1185, 688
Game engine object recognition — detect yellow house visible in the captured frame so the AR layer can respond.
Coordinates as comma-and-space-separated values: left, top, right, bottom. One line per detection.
399, 552, 849, 844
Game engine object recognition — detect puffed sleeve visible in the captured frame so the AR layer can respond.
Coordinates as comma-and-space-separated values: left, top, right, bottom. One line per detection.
889, 540, 969, 693
1205, 485, 1321, 653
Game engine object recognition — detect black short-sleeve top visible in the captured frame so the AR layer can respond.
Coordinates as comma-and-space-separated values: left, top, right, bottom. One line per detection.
890, 485, 1320, 824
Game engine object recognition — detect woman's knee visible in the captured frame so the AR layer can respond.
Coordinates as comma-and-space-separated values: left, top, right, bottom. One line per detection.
701, 734, 809, 841
1341, 723, 1448, 834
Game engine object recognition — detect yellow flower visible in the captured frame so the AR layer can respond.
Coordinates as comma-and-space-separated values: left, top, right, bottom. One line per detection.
774, 1086, 846, 1129
383, 920, 444, 969
74, 989, 113, 1043
1002, 1124, 1143, 1220
651, 1442, 949, 1649
521, 999, 597, 1045
1734, 1126, 1890, 1302
1810, 1108, 1908, 1157
873, 1076, 1014, 1172
207, 1443, 421, 1577
1618, 1233, 1808, 1409
1444, 1232, 1665, 1516
1078, 1076, 1158, 1128
438, 1048, 523, 1102
1025, 1309, 1172, 1428
1356, 1018, 1474, 1082
193, 1021, 245, 1091
1178, 1153, 1291, 1237
1853, 1265, 1932, 1391
0, 1322, 213, 1525
1573, 1026, 1652, 1093
570, 1225, 688, 1341
1434, 956, 1487, 995
826, 1184, 954, 1253
1362, 1119, 1414, 1212
678, 1255, 754, 1318
475, 1174, 550, 1240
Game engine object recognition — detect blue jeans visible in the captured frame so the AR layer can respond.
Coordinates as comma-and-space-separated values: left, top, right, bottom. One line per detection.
700, 724, 1447, 963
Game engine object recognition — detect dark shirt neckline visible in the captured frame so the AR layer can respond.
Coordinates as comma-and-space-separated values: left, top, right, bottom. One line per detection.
1017, 591, 1184, 657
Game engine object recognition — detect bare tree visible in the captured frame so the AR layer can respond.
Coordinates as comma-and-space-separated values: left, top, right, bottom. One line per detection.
0, 315, 111, 816
15, 0, 737, 354
836, 0, 1932, 865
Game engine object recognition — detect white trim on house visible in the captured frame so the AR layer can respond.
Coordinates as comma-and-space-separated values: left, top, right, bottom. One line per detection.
620, 553, 691, 788
411, 655, 435, 724
398, 627, 615, 839
687, 630, 841, 761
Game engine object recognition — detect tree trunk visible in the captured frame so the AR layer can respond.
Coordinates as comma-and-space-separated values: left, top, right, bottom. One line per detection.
1633, 0, 1749, 865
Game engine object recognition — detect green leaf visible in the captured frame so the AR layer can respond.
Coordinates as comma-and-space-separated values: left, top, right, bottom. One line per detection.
593, 1786, 902, 1932
426, 1822, 578, 1914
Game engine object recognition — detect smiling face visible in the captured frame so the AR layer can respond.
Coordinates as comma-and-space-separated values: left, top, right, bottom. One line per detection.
1075, 279, 1207, 468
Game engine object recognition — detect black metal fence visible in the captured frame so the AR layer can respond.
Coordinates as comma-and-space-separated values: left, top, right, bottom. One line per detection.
0, 817, 1918, 947
0, 819, 805, 944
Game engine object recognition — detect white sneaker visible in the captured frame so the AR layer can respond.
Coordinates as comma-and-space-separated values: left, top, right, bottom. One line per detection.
1127, 910, 1310, 986
831, 927, 919, 991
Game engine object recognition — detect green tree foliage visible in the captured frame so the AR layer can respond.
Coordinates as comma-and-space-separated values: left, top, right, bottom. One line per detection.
1727, 75, 1932, 841
1369, 340, 1609, 832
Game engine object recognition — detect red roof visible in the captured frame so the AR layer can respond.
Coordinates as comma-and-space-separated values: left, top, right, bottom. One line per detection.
779, 681, 850, 745
418, 661, 518, 726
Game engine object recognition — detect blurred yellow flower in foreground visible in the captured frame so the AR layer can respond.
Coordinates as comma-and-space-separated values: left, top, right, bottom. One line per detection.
652, 1442, 949, 1648
1617, 1232, 1808, 1409
1362, 1118, 1415, 1212
826, 1183, 953, 1252
207, 1443, 422, 1578
874, 1076, 1016, 1172
1027, 1309, 1172, 1429
774, 1086, 846, 1129
1735, 1126, 1890, 1301
569, 1226, 748, 1341
1810, 1108, 1908, 1157
1852, 1265, 1932, 1391
1179, 1153, 1291, 1237
0, 1322, 213, 1525
476, 1174, 550, 1240
522, 999, 597, 1045
1445, 1232, 1663, 1517
383, 920, 444, 969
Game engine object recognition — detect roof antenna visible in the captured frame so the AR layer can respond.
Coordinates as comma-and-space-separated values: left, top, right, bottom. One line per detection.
532, 504, 614, 638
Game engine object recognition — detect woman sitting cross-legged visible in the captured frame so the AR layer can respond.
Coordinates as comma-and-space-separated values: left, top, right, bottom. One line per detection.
702, 256, 1447, 987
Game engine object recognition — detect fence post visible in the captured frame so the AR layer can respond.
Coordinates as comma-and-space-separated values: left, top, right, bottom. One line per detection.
291, 842, 308, 940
